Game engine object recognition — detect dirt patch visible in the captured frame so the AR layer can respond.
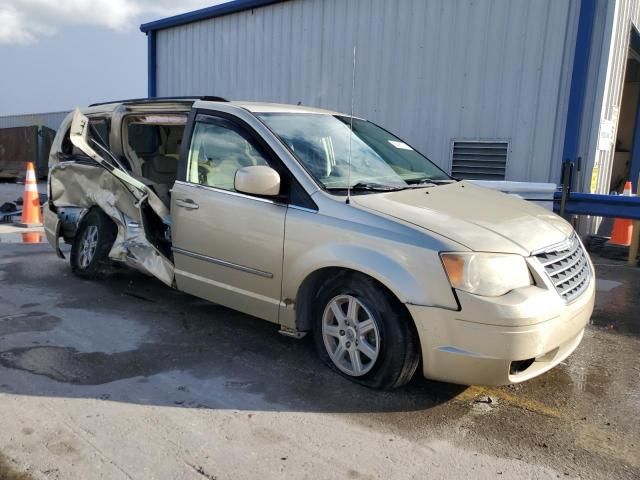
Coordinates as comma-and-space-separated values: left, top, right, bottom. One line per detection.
0, 453, 32, 480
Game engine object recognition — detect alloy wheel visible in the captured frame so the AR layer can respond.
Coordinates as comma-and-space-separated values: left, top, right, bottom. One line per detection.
78, 225, 99, 269
321, 294, 381, 376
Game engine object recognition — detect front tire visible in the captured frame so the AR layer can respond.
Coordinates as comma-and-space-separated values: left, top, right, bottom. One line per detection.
70, 209, 117, 279
313, 272, 420, 389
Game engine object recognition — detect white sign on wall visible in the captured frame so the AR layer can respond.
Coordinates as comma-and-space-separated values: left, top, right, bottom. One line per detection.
598, 119, 615, 151
597, 106, 619, 151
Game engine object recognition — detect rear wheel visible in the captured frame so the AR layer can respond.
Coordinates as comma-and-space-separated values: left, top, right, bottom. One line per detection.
313, 272, 420, 389
70, 209, 117, 279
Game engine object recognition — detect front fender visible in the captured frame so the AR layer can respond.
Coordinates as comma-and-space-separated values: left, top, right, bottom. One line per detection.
279, 210, 460, 330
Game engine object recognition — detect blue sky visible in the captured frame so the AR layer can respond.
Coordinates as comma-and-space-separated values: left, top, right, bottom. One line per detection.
0, 1, 223, 116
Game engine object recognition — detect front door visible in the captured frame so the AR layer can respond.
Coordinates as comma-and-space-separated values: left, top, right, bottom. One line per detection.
171, 114, 286, 323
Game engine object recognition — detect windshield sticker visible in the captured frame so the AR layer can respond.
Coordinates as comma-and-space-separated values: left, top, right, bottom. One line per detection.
388, 140, 413, 150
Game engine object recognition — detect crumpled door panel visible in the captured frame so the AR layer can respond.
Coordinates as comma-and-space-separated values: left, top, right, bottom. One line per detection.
48, 110, 175, 286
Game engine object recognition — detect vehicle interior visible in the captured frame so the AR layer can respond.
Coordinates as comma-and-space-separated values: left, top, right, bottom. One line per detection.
121, 114, 188, 206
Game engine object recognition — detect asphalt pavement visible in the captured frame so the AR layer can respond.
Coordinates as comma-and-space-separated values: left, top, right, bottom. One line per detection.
0, 183, 638, 479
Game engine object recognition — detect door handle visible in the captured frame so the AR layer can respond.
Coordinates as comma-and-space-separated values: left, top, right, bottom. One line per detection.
175, 198, 199, 210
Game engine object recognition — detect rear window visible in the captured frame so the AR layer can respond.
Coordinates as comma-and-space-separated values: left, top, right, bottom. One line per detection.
89, 118, 110, 149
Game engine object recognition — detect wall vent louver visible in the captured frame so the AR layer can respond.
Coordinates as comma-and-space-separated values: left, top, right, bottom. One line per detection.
451, 140, 508, 180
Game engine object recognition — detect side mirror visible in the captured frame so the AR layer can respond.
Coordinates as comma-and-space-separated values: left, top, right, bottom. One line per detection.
235, 165, 281, 197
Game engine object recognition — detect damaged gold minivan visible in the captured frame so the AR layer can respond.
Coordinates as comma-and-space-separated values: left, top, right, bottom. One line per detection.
45, 97, 595, 389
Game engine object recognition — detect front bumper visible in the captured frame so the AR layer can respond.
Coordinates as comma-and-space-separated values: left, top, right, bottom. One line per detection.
407, 277, 595, 385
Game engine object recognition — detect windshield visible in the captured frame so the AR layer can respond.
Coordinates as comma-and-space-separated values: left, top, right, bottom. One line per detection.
257, 113, 451, 191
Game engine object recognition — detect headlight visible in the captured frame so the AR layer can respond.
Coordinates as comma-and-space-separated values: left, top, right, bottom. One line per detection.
440, 252, 532, 297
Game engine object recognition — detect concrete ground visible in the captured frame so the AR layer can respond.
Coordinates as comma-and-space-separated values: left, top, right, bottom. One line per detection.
0, 180, 47, 226
0, 190, 638, 478
0, 180, 47, 204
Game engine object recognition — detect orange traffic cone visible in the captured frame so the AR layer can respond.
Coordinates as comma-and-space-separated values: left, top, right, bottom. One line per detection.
610, 218, 633, 246
14, 162, 42, 228
609, 181, 634, 246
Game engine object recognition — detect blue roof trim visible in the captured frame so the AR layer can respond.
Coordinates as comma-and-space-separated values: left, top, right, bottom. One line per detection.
561, 0, 596, 181
140, 0, 287, 33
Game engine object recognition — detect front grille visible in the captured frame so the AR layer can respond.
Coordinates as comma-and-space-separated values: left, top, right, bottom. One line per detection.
534, 234, 591, 302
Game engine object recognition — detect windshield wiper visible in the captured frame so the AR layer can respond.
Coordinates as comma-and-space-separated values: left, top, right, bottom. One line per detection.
404, 177, 456, 187
326, 182, 407, 192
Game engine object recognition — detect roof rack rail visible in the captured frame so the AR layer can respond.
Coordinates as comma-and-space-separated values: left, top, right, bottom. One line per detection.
200, 96, 228, 102
88, 96, 228, 107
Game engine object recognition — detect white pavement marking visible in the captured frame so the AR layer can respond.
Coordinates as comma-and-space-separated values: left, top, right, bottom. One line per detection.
596, 279, 622, 292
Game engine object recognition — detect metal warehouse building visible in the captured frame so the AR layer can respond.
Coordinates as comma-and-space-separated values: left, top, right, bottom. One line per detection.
0, 111, 70, 178
140, 0, 640, 200
0, 111, 70, 132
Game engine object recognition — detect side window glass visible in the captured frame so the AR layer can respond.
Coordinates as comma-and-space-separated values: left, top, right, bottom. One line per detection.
59, 117, 109, 160
89, 118, 110, 149
187, 119, 269, 191
61, 128, 85, 157
61, 128, 74, 156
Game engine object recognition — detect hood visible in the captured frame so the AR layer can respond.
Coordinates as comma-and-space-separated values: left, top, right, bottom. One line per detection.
352, 181, 572, 255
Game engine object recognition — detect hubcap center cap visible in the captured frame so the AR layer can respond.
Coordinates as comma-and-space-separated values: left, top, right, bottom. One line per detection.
345, 327, 357, 342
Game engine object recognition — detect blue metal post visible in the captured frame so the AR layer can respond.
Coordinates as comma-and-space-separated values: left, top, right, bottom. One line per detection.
629, 88, 640, 193
629, 29, 640, 192
561, 0, 597, 186
147, 31, 157, 98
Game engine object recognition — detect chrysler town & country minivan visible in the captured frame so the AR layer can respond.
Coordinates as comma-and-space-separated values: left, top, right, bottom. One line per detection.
44, 97, 595, 389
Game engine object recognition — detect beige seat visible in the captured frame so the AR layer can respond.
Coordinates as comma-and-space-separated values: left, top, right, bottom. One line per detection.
139, 155, 178, 206
142, 154, 178, 184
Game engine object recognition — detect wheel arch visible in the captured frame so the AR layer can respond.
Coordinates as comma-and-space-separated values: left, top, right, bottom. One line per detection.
283, 243, 458, 332
295, 266, 415, 334
75, 204, 102, 228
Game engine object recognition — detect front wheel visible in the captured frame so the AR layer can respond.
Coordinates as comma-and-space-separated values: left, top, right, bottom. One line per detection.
313, 272, 420, 389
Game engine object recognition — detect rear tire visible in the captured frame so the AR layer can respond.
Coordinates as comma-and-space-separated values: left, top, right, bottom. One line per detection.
70, 209, 117, 279
313, 271, 420, 390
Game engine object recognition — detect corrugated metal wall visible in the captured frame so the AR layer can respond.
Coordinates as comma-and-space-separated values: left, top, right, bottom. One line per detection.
155, 0, 579, 183
588, 0, 640, 194
0, 111, 69, 132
